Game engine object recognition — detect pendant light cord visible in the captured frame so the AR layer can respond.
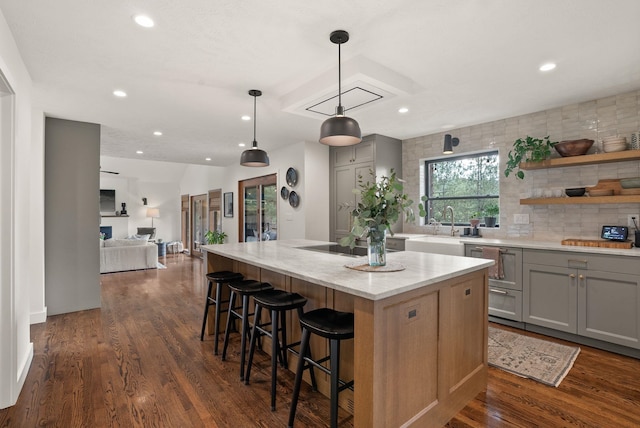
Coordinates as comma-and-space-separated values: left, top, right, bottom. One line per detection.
338, 42, 342, 108
253, 93, 257, 148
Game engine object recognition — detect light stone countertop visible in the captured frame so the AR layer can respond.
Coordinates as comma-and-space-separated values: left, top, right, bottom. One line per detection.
203, 239, 493, 301
458, 237, 640, 257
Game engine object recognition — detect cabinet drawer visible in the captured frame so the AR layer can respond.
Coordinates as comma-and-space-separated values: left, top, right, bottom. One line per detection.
524, 249, 639, 275
488, 287, 522, 322
465, 245, 522, 291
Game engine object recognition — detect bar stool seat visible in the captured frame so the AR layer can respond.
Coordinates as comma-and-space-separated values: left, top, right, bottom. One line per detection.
221, 280, 273, 381
288, 308, 354, 428
245, 289, 315, 411
200, 271, 244, 356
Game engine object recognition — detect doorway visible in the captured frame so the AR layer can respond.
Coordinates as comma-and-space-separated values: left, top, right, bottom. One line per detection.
238, 174, 277, 242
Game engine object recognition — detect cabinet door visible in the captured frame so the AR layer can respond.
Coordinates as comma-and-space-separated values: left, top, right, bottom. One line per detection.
353, 139, 374, 164
578, 270, 640, 349
523, 263, 577, 333
333, 163, 373, 239
333, 146, 355, 167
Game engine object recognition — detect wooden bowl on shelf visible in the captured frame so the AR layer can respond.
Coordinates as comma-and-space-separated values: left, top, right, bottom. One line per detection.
553, 139, 594, 157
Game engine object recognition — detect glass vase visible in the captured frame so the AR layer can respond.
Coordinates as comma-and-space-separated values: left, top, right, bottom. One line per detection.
367, 227, 387, 267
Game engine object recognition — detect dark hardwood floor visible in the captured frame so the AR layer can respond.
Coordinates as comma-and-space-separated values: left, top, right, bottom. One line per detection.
1, 253, 640, 427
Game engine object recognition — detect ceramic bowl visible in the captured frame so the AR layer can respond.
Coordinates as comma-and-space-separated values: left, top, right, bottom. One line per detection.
602, 143, 627, 153
565, 187, 586, 197
602, 135, 626, 143
553, 139, 594, 157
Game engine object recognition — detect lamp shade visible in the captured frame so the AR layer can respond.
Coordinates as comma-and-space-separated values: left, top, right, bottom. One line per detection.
240, 146, 270, 167
319, 115, 362, 146
443, 134, 459, 154
146, 208, 160, 218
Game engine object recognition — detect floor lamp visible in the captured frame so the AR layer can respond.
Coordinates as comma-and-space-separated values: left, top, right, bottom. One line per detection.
146, 208, 160, 227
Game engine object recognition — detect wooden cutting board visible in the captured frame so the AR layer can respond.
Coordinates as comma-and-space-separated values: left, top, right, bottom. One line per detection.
585, 179, 622, 195
561, 239, 633, 249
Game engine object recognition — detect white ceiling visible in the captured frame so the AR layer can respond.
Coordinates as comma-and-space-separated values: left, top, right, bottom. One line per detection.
1, 0, 639, 167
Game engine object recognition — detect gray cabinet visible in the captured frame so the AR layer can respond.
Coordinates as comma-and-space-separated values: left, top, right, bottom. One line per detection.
329, 134, 402, 242
465, 245, 523, 322
523, 250, 640, 349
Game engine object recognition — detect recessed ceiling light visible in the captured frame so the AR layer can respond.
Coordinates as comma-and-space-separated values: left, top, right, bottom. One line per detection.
133, 15, 154, 28
136, 150, 143, 154
113, 90, 127, 98
241, 115, 251, 121
539, 62, 556, 72
205, 157, 211, 161
398, 107, 409, 114
153, 131, 162, 136
238, 143, 246, 147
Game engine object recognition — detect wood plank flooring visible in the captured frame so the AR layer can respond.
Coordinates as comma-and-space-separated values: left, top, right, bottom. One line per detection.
1, 253, 640, 427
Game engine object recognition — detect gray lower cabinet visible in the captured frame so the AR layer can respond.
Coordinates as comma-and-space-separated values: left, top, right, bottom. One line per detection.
465, 245, 523, 322
523, 250, 640, 349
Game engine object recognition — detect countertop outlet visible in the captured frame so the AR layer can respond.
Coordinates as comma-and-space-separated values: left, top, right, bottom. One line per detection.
514, 214, 530, 225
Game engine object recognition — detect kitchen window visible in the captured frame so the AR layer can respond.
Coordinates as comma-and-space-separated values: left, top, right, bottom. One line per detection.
423, 151, 499, 226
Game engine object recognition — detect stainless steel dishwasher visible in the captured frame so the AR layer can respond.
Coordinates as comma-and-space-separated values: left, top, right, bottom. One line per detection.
465, 245, 523, 323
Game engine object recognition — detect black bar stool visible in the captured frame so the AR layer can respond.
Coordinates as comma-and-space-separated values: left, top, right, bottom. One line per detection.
244, 289, 316, 411
288, 308, 354, 428
221, 280, 273, 381
200, 271, 244, 356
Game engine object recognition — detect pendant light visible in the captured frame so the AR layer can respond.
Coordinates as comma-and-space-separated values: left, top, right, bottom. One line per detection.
240, 89, 270, 167
319, 30, 362, 146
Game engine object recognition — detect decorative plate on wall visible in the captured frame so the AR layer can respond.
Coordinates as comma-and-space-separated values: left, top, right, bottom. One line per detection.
288, 191, 300, 208
280, 186, 289, 200
286, 167, 298, 187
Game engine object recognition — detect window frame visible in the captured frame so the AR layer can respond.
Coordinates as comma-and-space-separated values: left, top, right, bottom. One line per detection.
423, 150, 499, 226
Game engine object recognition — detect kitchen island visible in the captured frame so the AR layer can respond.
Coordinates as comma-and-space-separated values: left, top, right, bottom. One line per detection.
203, 239, 493, 427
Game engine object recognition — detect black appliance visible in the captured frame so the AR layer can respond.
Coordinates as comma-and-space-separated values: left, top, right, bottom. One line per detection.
601, 225, 629, 241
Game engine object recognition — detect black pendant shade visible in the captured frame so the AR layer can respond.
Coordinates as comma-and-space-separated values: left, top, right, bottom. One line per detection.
319, 30, 362, 146
240, 89, 269, 167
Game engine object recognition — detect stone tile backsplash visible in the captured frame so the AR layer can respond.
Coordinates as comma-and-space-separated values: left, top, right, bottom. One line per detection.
402, 90, 640, 241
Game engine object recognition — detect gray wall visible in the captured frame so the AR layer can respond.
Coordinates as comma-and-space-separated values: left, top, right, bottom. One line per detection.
45, 118, 100, 315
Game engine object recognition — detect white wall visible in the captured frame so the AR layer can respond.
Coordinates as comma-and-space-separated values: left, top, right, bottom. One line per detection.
0, 8, 36, 409
180, 141, 330, 243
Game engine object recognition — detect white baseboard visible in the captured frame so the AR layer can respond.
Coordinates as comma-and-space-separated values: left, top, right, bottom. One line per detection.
30, 307, 47, 324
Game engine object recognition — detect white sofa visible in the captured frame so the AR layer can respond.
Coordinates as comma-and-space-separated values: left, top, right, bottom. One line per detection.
100, 239, 158, 273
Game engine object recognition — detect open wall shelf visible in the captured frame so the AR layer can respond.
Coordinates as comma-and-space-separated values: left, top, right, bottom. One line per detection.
520, 150, 640, 170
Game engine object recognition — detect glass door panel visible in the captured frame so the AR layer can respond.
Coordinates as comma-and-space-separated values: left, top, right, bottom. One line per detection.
244, 186, 258, 242
261, 183, 277, 241
191, 194, 207, 257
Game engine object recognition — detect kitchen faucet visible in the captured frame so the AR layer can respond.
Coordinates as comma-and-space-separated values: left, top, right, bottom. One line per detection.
443, 206, 459, 236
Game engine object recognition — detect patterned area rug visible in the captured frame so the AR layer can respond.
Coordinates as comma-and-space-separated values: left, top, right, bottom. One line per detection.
488, 327, 580, 387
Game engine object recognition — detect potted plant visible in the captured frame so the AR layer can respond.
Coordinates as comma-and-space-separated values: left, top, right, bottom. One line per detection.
504, 135, 557, 179
204, 230, 227, 245
483, 203, 499, 228
469, 211, 482, 229
339, 169, 415, 266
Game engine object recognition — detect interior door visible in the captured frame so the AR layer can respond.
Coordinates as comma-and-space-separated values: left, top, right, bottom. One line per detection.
191, 194, 207, 257
238, 174, 277, 242
208, 189, 222, 234
181, 194, 189, 254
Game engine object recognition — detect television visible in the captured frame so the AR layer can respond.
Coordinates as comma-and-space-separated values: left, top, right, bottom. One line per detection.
100, 189, 116, 215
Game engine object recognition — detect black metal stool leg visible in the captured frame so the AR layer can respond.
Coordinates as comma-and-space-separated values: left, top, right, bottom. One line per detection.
244, 303, 262, 385
288, 327, 311, 428
221, 290, 236, 361
270, 308, 280, 410
239, 294, 251, 381
279, 309, 288, 368
329, 338, 340, 428
200, 280, 213, 341
213, 282, 223, 354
